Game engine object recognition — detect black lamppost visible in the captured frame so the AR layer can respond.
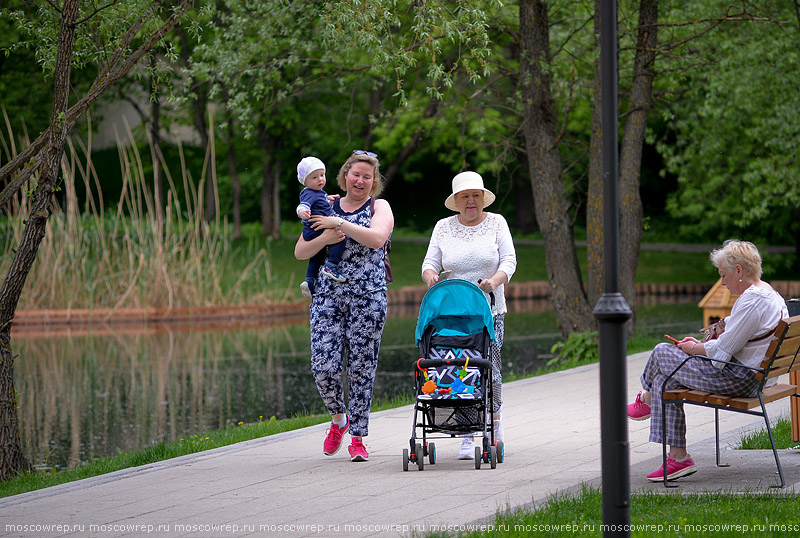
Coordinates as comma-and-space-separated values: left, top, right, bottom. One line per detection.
593, 0, 633, 535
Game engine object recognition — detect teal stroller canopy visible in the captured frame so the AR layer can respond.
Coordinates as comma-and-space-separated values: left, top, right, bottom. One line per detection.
414, 279, 496, 343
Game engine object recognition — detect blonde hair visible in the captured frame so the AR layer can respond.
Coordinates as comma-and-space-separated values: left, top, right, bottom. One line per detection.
337, 153, 384, 197
710, 239, 762, 280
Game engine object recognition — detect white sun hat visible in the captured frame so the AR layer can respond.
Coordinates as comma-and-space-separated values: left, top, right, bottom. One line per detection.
444, 171, 496, 211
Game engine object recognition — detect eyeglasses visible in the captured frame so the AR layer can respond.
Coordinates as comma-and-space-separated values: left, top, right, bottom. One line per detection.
352, 150, 378, 158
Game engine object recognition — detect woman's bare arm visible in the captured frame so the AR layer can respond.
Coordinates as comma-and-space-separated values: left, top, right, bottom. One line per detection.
294, 228, 345, 261
309, 199, 394, 249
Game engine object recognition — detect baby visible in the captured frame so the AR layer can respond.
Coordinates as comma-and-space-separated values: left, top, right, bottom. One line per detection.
296, 156, 346, 298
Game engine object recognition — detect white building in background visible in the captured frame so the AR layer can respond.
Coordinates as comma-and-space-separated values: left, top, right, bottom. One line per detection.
91, 95, 201, 151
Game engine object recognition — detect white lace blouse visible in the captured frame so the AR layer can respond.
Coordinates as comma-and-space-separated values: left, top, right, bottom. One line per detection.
704, 285, 789, 370
421, 213, 517, 316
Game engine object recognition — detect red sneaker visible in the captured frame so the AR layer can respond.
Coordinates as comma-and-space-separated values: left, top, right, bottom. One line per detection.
647, 457, 697, 482
348, 437, 369, 462
323, 418, 349, 456
628, 391, 651, 421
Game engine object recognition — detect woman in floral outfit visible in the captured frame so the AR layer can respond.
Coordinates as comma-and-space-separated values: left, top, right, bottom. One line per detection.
294, 151, 394, 462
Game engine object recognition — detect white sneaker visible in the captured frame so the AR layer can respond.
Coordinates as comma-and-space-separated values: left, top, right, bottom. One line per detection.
300, 281, 312, 299
458, 437, 474, 460
493, 419, 504, 443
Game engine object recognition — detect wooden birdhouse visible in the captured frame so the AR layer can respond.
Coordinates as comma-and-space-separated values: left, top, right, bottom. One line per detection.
698, 278, 738, 327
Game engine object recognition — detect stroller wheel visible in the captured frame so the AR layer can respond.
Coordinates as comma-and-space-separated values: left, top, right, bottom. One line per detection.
495, 441, 504, 463
402, 449, 409, 472
474, 445, 482, 469
415, 444, 425, 471
489, 445, 497, 469
428, 442, 436, 465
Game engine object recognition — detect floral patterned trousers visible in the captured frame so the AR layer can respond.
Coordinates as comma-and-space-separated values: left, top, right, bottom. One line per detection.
309, 291, 387, 437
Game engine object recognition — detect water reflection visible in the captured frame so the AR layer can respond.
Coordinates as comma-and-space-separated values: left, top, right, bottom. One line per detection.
14, 299, 703, 470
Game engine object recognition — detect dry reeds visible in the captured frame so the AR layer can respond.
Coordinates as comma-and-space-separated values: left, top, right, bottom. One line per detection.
1, 111, 276, 312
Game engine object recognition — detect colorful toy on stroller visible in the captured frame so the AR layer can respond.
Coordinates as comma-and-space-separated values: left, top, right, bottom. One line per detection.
403, 278, 503, 471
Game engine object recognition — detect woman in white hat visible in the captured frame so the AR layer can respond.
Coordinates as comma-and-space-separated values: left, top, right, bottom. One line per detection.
421, 171, 517, 459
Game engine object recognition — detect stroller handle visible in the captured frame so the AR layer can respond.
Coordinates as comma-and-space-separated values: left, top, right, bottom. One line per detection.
415, 357, 492, 370
477, 278, 496, 309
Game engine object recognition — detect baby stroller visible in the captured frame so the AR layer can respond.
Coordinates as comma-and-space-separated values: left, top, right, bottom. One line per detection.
402, 278, 503, 471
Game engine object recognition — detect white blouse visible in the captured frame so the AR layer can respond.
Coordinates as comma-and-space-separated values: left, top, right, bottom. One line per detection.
705, 285, 789, 370
421, 213, 517, 316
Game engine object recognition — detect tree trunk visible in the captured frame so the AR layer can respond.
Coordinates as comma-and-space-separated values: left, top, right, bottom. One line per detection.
587, 0, 658, 335
618, 0, 658, 330
192, 94, 216, 223
227, 128, 242, 240
149, 54, 163, 223
513, 159, 538, 234
586, 0, 605, 309
360, 85, 384, 150
0, 0, 80, 481
383, 99, 439, 185
258, 123, 275, 236
221, 86, 242, 239
271, 158, 281, 240
519, 0, 595, 337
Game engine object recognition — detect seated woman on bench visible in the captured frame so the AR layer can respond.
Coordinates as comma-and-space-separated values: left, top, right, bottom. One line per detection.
627, 239, 788, 482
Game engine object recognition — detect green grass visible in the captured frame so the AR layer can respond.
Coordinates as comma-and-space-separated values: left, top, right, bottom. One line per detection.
432, 486, 800, 537
739, 415, 797, 450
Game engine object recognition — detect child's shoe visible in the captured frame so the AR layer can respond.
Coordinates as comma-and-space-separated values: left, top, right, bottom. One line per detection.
300, 281, 312, 299
321, 264, 346, 283
300, 278, 316, 299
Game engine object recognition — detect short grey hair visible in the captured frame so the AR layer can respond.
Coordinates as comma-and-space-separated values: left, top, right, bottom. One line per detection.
710, 239, 762, 280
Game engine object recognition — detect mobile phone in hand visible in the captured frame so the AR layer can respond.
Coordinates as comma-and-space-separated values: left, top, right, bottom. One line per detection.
664, 334, 680, 345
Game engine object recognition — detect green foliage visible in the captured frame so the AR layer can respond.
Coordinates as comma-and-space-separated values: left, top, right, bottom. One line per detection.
658, 1, 800, 246
320, 0, 501, 103
548, 330, 599, 368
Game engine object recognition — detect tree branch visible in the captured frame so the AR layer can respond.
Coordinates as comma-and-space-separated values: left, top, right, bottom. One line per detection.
75, 1, 121, 26
0, 0, 192, 208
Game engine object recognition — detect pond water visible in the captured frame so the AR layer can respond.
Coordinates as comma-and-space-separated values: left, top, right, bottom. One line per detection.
14, 297, 703, 470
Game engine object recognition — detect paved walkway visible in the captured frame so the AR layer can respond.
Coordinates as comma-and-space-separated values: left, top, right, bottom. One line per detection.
1, 352, 799, 538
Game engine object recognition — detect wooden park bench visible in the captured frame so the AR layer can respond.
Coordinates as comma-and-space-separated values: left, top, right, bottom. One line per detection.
658, 314, 800, 487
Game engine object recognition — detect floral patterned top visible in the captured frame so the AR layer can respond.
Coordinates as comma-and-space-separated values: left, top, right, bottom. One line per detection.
314, 198, 387, 296
421, 213, 517, 316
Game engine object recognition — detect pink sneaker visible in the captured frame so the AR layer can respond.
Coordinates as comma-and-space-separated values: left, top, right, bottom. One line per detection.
348, 437, 369, 462
647, 457, 697, 482
323, 418, 349, 456
628, 391, 651, 421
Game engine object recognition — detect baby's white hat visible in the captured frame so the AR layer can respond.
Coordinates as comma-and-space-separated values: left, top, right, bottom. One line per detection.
297, 156, 325, 185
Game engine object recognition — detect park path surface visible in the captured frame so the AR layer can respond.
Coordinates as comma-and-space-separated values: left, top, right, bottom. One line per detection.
1, 351, 799, 538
